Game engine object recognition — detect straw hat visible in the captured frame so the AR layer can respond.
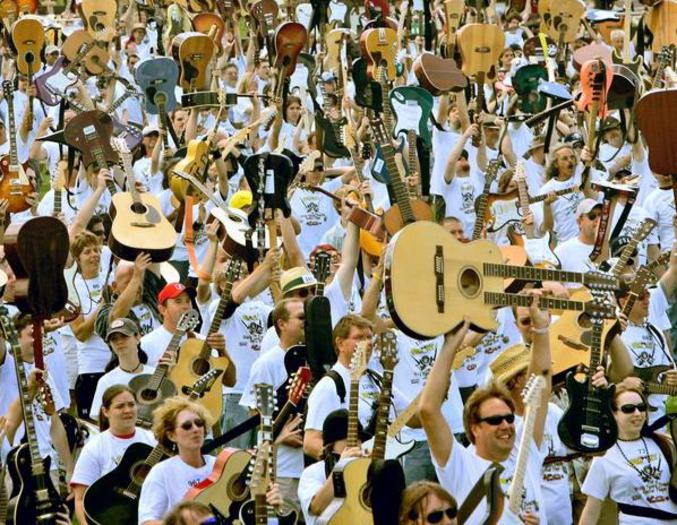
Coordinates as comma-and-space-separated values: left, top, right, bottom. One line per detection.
490, 344, 530, 386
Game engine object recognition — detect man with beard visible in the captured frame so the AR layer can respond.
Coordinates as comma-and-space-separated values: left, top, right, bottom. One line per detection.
419, 293, 552, 524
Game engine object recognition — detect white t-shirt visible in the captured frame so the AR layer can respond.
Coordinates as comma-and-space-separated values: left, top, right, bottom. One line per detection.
290, 181, 342, 258
582, 437, 677, 524
240, 345, 304, 479
298, 460, 329, 525
644, 187, 675, 251
72, 273, 111, 374
437, 170, 485, 237
70, 428, 156, 487
554, 237, 596, 284
138, 454, 216, 524
434, 439, 547, 524
140, 326, 188, 367
538, 174, 584, 243
89, 365, 155, 420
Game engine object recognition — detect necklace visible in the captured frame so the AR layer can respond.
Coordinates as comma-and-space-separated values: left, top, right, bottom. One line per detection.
120, 361, 142, 374
616, 436, 662, 484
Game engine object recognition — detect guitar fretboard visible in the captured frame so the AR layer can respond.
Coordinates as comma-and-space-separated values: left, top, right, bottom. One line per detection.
147, 329, 186, 391
483, 292, 586, 313
347, 376, 360, 448
482, 263, 616, 288
84, 126, 117, 195
372, 369, 393, 460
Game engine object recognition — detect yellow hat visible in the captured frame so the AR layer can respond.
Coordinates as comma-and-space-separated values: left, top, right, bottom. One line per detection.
229, 190, 253, 210
490, 344, 530, 386
280, 266, 317, 296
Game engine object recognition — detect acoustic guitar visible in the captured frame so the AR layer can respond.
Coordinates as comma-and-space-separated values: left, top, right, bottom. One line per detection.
611, 0, 643, 76
440, 0, 464, 61
0, 81, 34, 214
10, 15, 44, 124
109, 138, 176, 262
2, 315, 63, 525
59, 28, 111, 76
317, 341, 369, 525
384, 221, 618, 339
413, 52, 467, 96
361, 391, 419, 460
135, 57, 180, 115
80, 0, 116, 33
171, 32, 216, 91
129, 310, 200, 428
272, 21, 307, 100
192, 12, 226, 54
558, 289, 619, 453
83, 370, 223, 525
169, 259, 241, 420
360, 27, 398, 81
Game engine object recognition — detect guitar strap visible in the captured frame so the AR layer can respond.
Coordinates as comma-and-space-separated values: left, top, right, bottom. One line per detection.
608, 195, 636, 248
183, 196, 209, 280
457, 463, 504, 525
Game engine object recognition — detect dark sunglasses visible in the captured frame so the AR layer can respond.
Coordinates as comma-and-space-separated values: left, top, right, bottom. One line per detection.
478, 413, 515, 426
426, 508, 457, 523
617, 403, 647, 414
179, 418, 206, 431
587, 211, 601, 221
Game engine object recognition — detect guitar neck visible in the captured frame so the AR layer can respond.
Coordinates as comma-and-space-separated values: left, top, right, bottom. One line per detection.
507, 402, 538, 514
528, 188, 575, 204
126, 443, 166, 496
53, 187, 62, 215
516, 174, 534, 238
472, 161, 499, 241
407, 129, 421, 198
346, 378, 360, 448
483, 291, 587, 313
612, 237, 641, 278
147, 330, 185, 390
387, 391, 421, 438
471, 72, 485, 148
372, 369, 393, 459
207, 280, 234, 336
89, 140, 116, 195
381, 140, 416, 223
482, 263, 611, 288
6, 90, 18, 167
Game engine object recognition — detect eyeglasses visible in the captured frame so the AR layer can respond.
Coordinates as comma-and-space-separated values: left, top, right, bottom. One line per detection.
617, 403, 647, 414
291, 287, 313, 299
426, 508, 457, 523
179, 418, 206, 431
477, 413, 515, 426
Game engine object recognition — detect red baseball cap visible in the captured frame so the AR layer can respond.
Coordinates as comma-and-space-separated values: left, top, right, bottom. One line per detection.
157, 283, 196, 305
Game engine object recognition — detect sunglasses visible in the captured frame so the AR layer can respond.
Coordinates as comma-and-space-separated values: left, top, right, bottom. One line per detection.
617, 403, 647, 414
478, 413, 515, 426
426, 508, 457, 523
586, 211, 601, 221
179, 418, 206, 431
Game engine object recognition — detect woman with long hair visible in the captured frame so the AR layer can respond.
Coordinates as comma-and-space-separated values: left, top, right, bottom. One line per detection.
399, 481, 458, 525
580, 380, 677, 523
70, 385, 156, 525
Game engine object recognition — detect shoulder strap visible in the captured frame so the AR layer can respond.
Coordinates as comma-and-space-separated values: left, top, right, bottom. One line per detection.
325, 370, 346, 404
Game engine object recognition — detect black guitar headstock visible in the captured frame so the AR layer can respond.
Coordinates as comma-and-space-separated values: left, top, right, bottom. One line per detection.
244, 152, 294, 223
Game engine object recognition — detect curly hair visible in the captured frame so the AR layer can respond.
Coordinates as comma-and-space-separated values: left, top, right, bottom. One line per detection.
463, 381, 515, 444
151, 397, 213, 451
544, 144, 576, 181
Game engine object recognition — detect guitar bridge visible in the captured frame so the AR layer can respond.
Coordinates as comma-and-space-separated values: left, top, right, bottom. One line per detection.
435, 245, 445, 313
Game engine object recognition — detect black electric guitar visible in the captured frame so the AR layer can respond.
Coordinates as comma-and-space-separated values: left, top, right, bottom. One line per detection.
128, 310, 200, 428
84, 369, 223, 525
558, 290, 619, 453
2, 315, 62, 525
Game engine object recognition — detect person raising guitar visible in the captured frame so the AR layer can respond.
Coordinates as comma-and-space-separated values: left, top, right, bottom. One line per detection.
138, 397, 215, 524
419, 292, 553, 524
70, 384, 156, 525
580, 380, 677, 523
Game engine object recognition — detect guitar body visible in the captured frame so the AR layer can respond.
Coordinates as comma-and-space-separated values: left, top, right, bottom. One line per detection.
382, 199, 433, 235
361, 435, 416, 459
360, 27, 397, 80
607, 64, 640, 110
135, 58, 179, 114
315, 113, 350, 158
6, 445, 61, 525
371, 139, 408, 184
83, 442, 155, 525
508, 228, 561, 269
558, 373, 617, 453
0, 156, 34, 214
109, 193, 177, 263
389, 87, 434, 147
169, 339, 229, 420
321, 458, 372, 525
35, 57, 76, 106
61, 29, 110, 76
412, 52, 467, 96
385, 221, 506, 338
128, 374, 178, 428
274, 22, 307, 77
80, 0, 116, 33
352, 57, 382, 111
239, 500, 298, 525
192, 13, 226, 51
172, 32, 215, 91
456, 24, 504, 78
538, 0, 586, 43
166, 4, 194, 42
636, 89, 677, 176
63, 111, 118, 170
185, 448, 253, 523
513, 64, 548, 114
10, 16, 44, 77
171, 140, 211, 202
572, 43, 612, 72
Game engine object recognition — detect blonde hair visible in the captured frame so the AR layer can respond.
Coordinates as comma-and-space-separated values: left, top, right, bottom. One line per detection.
152, 397, 213, 450
70, 230, 100, 260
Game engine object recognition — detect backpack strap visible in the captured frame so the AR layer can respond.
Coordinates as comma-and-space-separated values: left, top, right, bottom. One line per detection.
325, 370, 346, 404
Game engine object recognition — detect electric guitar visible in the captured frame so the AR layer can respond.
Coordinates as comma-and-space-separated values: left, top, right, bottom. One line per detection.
361, 391, 419, 460
609, 217, 657, 277
2, 315, 62, 525
169, 259, 241, 420
0, 81, 34, 213
109, 138, 176, 262
318, 340, 369, 525
384, 221, 618, 339
507, 375, 546, 516
558, 289, 619, 453
83, 370, 223, 525
471, 160, 501, 241
129, 310, 200, 428
389, 86, 433, 149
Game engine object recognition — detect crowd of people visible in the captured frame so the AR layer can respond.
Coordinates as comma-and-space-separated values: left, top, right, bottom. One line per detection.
0, 0, 674, 524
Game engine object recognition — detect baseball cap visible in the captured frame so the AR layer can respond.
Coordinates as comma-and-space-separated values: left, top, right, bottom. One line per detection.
142, 125, 160, 136
229, 190, 253, 210
157, 283, 196, 305
575, 198, 602, 219
106, 317, 139, 341
280, 267, 317, 296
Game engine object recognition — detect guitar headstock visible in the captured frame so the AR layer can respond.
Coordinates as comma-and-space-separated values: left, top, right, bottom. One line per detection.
582, 270, 619, 291
370, 117, 388, 147
298, 150, 321, 175
224, 257, 244, 284
485, 159, 502, 186
312, 250, 332, 284
521, 374, 546, 409
350, 341, 369, 381
588, 287, 615, 321
633, 218, 657, 243
2, 80, 12, 101
255, 382, 276, 420
287, 366, 312, 405
248, 443, 271, 497
0, 314, 19, 350
377, 330, 398, 372
177, 310, 200, 332
111, 136, 131, 156
190, 369, 223, 396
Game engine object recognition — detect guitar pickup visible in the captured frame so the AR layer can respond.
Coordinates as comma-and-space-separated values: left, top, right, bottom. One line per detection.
435, 245, 444, 313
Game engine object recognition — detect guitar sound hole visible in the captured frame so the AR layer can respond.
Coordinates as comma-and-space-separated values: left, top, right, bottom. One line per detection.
140, 389, 157, 402
132, 203, 148, 214
229, 473, 249, 501
131, 462, 150, 485
192, 358, 210, 376
577, 312, 592, 329
459, 267, 481, 298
